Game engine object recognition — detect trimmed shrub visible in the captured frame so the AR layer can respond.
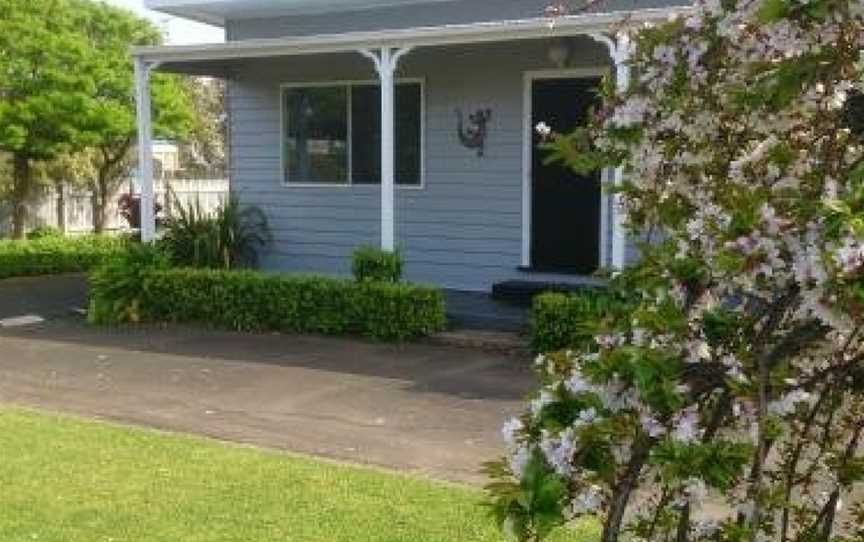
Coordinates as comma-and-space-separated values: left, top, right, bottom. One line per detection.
0, 235, 125, 279
351, 246, 403, 283
532, 289, 632, 353
90, 263, 446, 341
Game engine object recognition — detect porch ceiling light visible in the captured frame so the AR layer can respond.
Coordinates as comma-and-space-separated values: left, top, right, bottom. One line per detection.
548, 38, 572, 68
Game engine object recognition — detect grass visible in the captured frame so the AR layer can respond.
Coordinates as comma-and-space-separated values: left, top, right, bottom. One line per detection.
0, 408, 598, 542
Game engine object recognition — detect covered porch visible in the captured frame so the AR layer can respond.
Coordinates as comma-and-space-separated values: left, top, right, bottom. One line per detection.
133, 8, 680, 291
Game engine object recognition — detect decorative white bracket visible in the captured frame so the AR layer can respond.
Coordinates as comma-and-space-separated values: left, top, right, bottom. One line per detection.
134, 58, 161, 243
588, 33, 632, 90
589, 33, 632, 270
358, 47, 413, 252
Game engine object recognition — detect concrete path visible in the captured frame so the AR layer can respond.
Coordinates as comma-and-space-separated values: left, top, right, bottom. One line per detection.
0, 313, 535, 484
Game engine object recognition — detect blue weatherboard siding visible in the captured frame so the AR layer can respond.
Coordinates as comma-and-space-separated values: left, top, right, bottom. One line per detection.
227, 28, 659, 289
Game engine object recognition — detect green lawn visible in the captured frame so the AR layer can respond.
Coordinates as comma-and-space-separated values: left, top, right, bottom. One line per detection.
0, 408, 597, 542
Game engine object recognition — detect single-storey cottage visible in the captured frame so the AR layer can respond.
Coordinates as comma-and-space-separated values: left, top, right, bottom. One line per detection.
135, 0, 691, 291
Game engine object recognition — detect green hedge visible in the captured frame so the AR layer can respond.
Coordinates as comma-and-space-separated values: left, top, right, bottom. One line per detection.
351, 246, 403, 283
0, 235, 125, 279
532, 289, 631, 353
90, 260, 447, 341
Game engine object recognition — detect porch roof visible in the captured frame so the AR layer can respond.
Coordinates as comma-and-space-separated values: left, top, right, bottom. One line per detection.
133, 6, 692, 72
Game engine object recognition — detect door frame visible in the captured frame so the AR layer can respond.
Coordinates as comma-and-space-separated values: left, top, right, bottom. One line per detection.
521, 68, 611, 270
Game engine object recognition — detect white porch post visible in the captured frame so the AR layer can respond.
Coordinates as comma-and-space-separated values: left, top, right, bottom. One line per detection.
590, 33, 632, 270
359, 47, 412, 252
134, 57, 157, 242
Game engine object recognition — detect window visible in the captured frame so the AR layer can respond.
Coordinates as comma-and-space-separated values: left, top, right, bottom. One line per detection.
282, 82, 422, 186
283, 86, 349, 185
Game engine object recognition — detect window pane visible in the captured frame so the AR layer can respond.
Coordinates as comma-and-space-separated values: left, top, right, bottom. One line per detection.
351, 85, 381, 184
351, 83, 422, 186
284, 86, 348, 184
395, 83, 422, 186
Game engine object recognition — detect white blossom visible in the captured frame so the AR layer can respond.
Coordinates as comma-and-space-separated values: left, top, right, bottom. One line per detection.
535, 121, 552, 138
502, 417, 523, 448
509, 445, 531, 478
681, 477, 709, 509
540, 428, 578, 477
569, 485, 605, 515
672, 407, 703, 443
768, 389, 815, 416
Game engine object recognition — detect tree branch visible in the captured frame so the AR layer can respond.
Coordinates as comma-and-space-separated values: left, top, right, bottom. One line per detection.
602, 434, 656, 542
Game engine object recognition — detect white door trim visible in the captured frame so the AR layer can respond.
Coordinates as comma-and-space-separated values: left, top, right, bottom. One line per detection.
521, 67, 611, 270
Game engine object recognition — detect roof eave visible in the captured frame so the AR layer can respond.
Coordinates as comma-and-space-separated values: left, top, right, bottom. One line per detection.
134, 6, 693, 65
155, 6, 226, 26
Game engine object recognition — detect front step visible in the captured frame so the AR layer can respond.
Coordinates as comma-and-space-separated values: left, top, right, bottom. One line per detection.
492, 280, 598, 306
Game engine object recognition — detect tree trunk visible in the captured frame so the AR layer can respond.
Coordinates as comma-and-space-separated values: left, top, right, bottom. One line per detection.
90, 189, 101, 234
92, 193, 105, 234
602, 436, 654, 542
11, 154, 31, 240
91, 174, 109, 234
56, 182, 67, 234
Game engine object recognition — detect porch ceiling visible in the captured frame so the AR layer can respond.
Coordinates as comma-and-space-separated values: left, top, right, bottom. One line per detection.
136, 6, 692, 75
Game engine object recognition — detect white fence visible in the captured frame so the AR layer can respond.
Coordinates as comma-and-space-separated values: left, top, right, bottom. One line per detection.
0, 178, 229, 237
158, 179, 229, 219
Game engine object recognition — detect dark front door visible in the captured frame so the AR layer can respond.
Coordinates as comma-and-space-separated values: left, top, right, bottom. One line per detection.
531, 77, 602, 273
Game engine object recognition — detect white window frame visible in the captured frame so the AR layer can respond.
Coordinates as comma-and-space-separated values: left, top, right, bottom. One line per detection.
280, 78, 426, 190
521, 67, 612, 270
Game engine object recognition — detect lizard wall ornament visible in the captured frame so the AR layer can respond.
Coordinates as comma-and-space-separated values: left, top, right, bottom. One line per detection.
455, 108, 492, 157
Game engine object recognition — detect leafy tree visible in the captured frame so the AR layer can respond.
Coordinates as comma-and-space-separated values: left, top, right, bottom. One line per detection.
75, 0, 195, 233
489, 1, 864, 541
0, 0, 195, 237
0, 0, 100, 238
179, 78, 227, 178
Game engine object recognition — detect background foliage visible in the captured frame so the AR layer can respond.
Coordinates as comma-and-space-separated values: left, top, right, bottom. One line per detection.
0, 235, 125, 279
0, 0, 198, 237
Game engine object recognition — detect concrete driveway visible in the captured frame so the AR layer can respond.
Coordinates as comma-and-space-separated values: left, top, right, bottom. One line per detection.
0, 276, 535, 484
0, 273, 88, 321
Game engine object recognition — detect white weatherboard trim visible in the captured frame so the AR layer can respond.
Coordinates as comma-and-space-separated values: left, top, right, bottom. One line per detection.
133, 8, 692, 65
279, 77, 426, 190
600, 166, 613, 268
522, 68, 609, 270
364, 47, 414, 252
134, 58, 157, 243
589, 33, 632, 270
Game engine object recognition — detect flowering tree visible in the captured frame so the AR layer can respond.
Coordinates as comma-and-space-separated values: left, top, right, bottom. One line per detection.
488, 1, 864, 541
